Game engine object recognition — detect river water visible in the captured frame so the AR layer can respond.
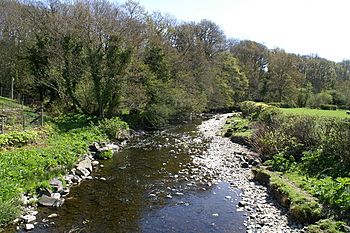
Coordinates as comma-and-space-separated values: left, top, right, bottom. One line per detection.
17, 117, 246, 233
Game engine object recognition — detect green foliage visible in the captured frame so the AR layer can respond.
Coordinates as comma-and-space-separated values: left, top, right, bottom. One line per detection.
98, 150, 113, 159
264, 153, 296, 172
0, 114, 115, 226
0, 196, 21, 226
97, 117, 129, 140
307, 219, 348, 233
0, 130, 38, 148
309, 92, 333, 108
255, 168, 323, 223
239, 101, 271, 119
285, 172, 350, 214
320, 104, 337, 110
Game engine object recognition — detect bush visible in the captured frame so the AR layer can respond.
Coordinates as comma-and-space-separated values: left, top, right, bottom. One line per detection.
307, 219, 348, 233
0, 130, 38, 148
239, 101, 270, 119
97, 150, 113, 159
97, 117, 129, 141
320, 104, 337, 110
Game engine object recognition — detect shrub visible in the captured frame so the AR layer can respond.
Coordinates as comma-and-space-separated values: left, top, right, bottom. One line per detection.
239, 101, 270, 119
307, 219, 348, 233
97, 117, 129, 141
320, 104, 337, 110
0, 130, 38, 148
97, 150, 113, 159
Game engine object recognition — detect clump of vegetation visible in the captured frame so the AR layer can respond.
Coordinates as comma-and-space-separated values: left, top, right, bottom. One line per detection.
0, 113, 128, 227
223, 116, 253, 144
243, 101, 350, 229
0, 130, 38, 148
307, 219, 349, 233
97, 150, 113, 160
254, 168, 323, 223
97, 117, 129, 141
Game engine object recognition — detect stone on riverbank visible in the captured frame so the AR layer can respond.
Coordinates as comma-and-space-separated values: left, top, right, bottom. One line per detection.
38, 195, 64, 207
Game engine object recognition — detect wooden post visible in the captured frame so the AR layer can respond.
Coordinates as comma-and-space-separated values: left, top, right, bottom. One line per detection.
22, 100, 25, 130
1, 117, 4, 134
11, 77, 14, 99
40, 103, 44, 127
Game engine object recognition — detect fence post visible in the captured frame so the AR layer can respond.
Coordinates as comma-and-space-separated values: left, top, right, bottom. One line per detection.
22, 100, 25, 131
1, 117, 4, 134
40, 103, 44, 127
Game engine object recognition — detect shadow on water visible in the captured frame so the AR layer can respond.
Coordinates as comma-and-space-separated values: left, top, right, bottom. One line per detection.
12, 119, 246, 233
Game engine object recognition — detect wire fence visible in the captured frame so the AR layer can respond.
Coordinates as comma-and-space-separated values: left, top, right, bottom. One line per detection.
0, 87, 44, 134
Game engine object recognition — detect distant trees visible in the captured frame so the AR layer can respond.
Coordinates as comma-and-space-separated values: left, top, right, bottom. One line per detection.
0, 0, 349, 127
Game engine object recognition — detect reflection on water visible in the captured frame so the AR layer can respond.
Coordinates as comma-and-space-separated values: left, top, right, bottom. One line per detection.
140, 182, 245, 233
11, 120, 246, 233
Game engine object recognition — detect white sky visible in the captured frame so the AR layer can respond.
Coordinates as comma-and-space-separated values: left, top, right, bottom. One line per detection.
118, 0, 350, 62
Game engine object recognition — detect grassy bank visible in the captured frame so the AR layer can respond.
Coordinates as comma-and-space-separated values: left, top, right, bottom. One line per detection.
280, 107, 349, 119
0, 114, 128, 227
227, 101, 350, 231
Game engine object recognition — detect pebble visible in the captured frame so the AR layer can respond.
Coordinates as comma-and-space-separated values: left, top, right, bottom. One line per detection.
25, 224, 35, 231
196, 114, 303, 233
48, 213, 58, 219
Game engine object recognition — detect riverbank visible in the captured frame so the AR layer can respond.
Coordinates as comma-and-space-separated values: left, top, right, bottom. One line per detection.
0, 115, 129, 231
196, 113, 305, 232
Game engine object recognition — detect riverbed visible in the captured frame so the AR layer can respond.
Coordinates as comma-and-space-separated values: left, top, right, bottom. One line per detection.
11, 114, 305, 232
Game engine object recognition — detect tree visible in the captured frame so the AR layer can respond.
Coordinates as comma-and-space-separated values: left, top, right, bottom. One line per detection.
266, 49, 303, 104
230, 40, 269, 101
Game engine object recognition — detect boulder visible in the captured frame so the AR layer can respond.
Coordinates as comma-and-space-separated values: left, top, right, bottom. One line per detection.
38, 195, 64, 207
49, 178, 63, 193
21, 215, 36, 223
89, 142, 100, 152
76, 158, 92, 173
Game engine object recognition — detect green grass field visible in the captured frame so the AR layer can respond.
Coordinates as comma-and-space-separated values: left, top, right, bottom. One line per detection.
280, 108, 349, 119
0, 96, 24, 109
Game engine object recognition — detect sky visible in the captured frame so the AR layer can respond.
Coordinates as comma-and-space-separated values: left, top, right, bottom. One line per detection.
117, 0, 350, 62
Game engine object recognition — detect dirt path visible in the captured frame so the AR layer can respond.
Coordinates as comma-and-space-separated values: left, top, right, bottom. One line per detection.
195, 113, 305, 233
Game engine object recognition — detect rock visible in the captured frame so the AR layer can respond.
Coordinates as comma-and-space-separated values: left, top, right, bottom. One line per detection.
48, 213, 58, 219
105, 144, 120, 152
49, 178, 63, 192
89, 142, 100, 152
75, 167, 90, 178
92, 161, 100, 166
51, 193, 61, 199
174, 192, 184, 196
25, 224, 35, 231
76, 158, 92, 173
71, 175, 82, 184
38, 195, 64, 207
61, 188, 70, 196
21, 215, 36, 223
238, 201, 246, 207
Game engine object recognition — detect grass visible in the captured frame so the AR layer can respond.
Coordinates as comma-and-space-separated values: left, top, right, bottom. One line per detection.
0, 96, 39, 131
280, 108, 349, 119
0, 113, 130, 227
253, 167, 323, 223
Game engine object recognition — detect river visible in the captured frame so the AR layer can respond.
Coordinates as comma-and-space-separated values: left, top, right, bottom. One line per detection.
9, 114, 304, 233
